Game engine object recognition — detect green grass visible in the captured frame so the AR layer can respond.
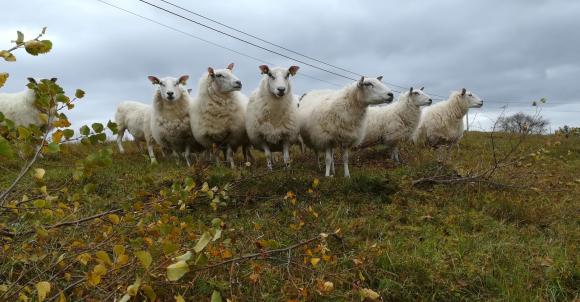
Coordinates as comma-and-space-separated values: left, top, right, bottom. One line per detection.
1, 132, 579, 301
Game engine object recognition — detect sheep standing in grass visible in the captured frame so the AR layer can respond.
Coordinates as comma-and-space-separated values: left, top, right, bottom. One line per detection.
149, 75, 200, 166
115, 101, 159, 163
0, 78, 58, 128
190, 63, 246, 168
361, 87, 432, 163
413, 88, 483, 148
245, 65, 300, 170
298, 76, 394, 177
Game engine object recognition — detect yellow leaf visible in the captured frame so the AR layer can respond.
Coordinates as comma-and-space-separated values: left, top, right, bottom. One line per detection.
56, 292, 67, 302
174, 251, 192, 262
36, 281, 51, 302
201, 182, 209, 192
76, 253, 91, 265
322, 281, 334, 292
167, 260, 189, 281
0, 72, 8, 88
142, 284, 156, 301
126, 277, 141, 296
108, 214, 120, 224
175, 295, 185, 302
93, 264, 107, 275
115, 254, 129, 266
135, 251, 152, 270
33, 168, 46, 180
194, 232, 212, 253
86, 271, 101, 286
95, 251, 112, 266
359, 288, 380, 300
113, 245, 125, 257
310, 258, 321, 267
118, 294, 131, 302
312, 178, 320, 189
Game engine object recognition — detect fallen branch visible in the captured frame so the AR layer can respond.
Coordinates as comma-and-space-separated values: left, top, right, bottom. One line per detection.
191, 233, 329, 273
3, 208, 122, 237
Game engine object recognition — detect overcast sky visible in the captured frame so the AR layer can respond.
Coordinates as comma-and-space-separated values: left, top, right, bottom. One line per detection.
2, 0, 579, 131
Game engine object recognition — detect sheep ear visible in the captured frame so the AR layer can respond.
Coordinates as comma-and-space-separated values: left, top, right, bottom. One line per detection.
208, 67, 215, 77
259, 65, 270, 75
226, 63, 234, 70
377, 76, 383, 81
288, 65, 299, 76
148, 76, 160, 85
27, 77, 37, 84
178, 75, 189, 85
461, 88, 466, 96
187, 88, 192, 94
357, 76, 365, 88
409, 87, 413, 94
50, 78, 58, 83
420, 87, 424, 91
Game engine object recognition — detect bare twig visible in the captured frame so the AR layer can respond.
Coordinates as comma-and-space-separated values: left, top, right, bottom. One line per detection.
4, 208, 122, 237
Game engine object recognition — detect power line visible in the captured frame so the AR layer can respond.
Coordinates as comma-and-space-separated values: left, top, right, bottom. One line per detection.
151, 0, 449, 99
136, 0, 360, 82
95, 0, 343, 88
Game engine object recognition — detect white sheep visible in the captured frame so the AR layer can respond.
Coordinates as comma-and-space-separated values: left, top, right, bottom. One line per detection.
190, 63, 247, 168
0, 78, 58, 128
413, 88, 483, 148
298, 76, 394, 177
148, 75, 200, 166
115, 101, 159, 163
361, 87, 432, 163
245, 65, 300, 170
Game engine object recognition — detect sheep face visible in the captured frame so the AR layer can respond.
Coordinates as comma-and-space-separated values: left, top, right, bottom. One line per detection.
148, 76, 189, 101
358, 76, 394, 105
460, 88, 484, 108
408, 87, 432, 107
208, 63, 242, 93
259, 65, 299, 98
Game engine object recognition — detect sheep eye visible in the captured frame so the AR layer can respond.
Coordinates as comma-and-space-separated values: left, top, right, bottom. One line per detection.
268, 73, 275, 79
468, 93, 472, 97
364, 82, 373, 87
159, 83, 165, 87
413, 92, 419, 95
216, 74, 223, 78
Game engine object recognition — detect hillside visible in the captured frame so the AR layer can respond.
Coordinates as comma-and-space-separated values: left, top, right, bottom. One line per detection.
1, 132, 578, 301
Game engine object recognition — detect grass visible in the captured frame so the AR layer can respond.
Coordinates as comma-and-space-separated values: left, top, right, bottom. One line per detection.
1, 131, 579, 301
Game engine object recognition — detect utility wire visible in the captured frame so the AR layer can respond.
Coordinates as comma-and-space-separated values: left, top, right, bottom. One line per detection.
96, 0, 343, 88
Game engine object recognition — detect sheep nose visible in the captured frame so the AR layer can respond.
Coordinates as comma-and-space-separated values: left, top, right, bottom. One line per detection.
387, 92, 394, 97
428, 99, 433, 103
235, 80, 242, 86
167, 92, 174, 97
277, 87, 286, 93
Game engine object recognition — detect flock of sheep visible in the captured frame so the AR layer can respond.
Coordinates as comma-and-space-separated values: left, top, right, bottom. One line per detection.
0, 64, 484, 177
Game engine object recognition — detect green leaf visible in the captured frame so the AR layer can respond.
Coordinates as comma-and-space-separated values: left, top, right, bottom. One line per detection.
211, 290, 223, 302
174, 251, 192, 262
194, 232, 212, 253
166, 260, 189, 281
92, 123, 104, 133
75, 89, 85, 99
16, 31, 24, 44
80, 125, 90, 136
24, 40, 43, 56
47, 142, 60, 153
0, 72, 8, 88
107, 120, 118, 135
63, 129, 74, 139
135, 251, 152, 270
0, 137, 15, 159
17, 127, 31, 139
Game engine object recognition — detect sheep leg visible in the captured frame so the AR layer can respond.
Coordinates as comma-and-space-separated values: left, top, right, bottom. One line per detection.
330, 149, 336, 175
116, 128, 126, 154
147, 143, 157, 164
283, 141, 291, 169
325, 148, 333, 177
263, 145, 273, 171
226, 145, 235, 169
315, 151, 321, 170
184, 145, 192, 167
342, 147, 350, 178
243, 145, 254, 164
214, 147, 222, 166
